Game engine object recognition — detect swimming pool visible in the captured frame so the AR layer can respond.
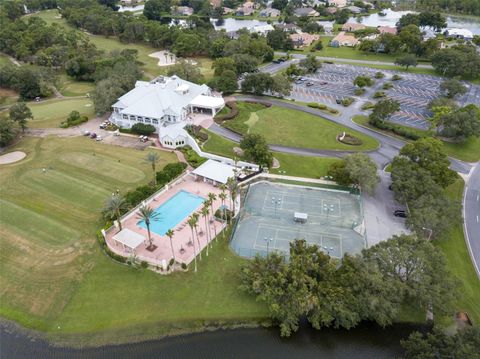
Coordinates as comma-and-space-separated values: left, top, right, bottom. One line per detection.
137, 190, 205, 236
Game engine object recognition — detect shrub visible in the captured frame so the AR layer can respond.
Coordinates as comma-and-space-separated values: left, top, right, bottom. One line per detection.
181, 263, 187, 270
186, 124, 208, 142
373, 91, 386, 98
328, 108, 339, 114
215, 101, 239, 121
60, 110, 88, 128
169, 258, 175, 266
341, 97, 355, 107
382, 82, 393, 90
392, 74, 402, 81
131, 123, 156, 135
156, 162, 187, 185
374, 72, 385, 79
354, 88, 366, 96
215, 208, 233, 221
119, 128, 132, 134
307, 102, 327, 110
369, 118, 422, 140
96, 230, 127, 263
180, 146, 207, 168
140, 261, 149, 269
362, 102, 375, 110
124, 185, 157, 207
338, 133, 363, 145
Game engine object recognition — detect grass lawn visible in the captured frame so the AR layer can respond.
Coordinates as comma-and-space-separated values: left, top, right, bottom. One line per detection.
0, 53, 12, 66
437, 179, 480, 325
57, 75, 96, 97
352, 115, 480, 162
0, 137, 267, 346
203, 130, 337, 179
222, 103, 379, 151
0, 88, 19, 107
29, 98, 95, 128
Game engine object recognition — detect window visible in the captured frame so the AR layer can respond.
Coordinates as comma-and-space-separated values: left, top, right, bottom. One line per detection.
122, 114, 128, 120
152, 119, 158, 124
130, 115, 135, 121
145, 118, 151, 124
137, 117, 144, 123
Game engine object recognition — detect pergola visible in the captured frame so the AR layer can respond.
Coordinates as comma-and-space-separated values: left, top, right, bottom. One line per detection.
112, 228, 146, 253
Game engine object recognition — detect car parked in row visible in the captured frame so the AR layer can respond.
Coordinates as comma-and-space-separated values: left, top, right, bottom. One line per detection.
393, 210, 407, 218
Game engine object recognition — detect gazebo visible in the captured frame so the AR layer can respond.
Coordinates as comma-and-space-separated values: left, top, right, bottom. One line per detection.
112, 228, 146, 253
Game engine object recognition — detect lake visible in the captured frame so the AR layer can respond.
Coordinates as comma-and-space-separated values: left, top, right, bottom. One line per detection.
348, 9, 480, 35
0, 322, 424, 359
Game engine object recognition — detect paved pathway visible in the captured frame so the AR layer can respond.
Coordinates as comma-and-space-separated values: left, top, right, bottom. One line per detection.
464, 164, 480, 278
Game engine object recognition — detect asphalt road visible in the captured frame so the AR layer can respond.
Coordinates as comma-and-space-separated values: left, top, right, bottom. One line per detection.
464, 164, 480, 277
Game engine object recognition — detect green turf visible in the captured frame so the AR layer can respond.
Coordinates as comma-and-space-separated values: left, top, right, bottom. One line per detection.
0, 137, 177, 334
202, 130, 337, 179
29, 98, 95, 128
222, 104, 378, 151
0, 137, 266, 345
352, 115, 480, 162
437, 179, 480, 325
57, 75, 96, 97
0, 53, 12, 66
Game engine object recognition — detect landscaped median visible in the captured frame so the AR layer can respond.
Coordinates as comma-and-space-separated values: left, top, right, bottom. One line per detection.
216, 101, 379, 152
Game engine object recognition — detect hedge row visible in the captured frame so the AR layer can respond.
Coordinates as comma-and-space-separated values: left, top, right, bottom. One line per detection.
307, 102, 339, 114
97, 230, 127, 263
369, 118, 423, 140
215, 101, 239, 121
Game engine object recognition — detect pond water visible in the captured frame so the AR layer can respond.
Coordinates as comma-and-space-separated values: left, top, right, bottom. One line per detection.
0, 322, 424, 359
348, 9, 480, 35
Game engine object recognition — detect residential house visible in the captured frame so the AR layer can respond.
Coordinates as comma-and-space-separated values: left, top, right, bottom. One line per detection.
276, 23, 301, 33
223, 6, 234, 14
110, 75, 225, 149
174, 6, 194, 16
258, 8, 281, 17
290, 32, 320, 48
378, 26, 397, 35
444, 28, 474, 41
330, 31, 359, 47
236, 1, 257, 16
330, 0, 347, 7
347, 5, 362, 14
317, 20, 334, 34
210, 0, 222, 8
326, 7, 338, 14
294, 7, 320, 17
249, 24, 275, 35
342, 22, 366, 32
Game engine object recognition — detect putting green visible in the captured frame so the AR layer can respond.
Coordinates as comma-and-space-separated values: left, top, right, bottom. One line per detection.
29, 98, 94, 128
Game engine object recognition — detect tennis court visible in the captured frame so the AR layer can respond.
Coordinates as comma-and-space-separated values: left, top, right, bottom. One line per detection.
231, 181, 366, 259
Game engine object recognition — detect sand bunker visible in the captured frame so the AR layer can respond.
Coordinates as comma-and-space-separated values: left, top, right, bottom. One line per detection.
149, 51, 177, 67
0, 151, 26, 165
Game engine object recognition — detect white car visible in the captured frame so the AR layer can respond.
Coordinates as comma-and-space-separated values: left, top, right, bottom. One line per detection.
96, 136, 103, 141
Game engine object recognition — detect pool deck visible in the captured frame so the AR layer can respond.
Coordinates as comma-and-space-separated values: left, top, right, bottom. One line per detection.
105, 175, 229, 268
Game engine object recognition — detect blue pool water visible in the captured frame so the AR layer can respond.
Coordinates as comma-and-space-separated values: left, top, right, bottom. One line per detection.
137, 190, 205, 236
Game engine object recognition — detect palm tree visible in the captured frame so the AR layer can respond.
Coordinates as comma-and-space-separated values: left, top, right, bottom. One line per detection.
219, 192, 228, 236
103, 195, 127, 231
137, 204, 160, 249
201, 204, 210, 256
192, 212, 202, 260
187, 216, 197, 272
207, 193, 217, 240
166, 229, 175, 264
227, 177, 238, 221
145, 152, 160, 187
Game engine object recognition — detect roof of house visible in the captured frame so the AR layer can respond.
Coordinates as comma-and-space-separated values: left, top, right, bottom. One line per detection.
317, 21, 334, 28
159, 122, 188, 140
342, 22, 366, 31
378, 25, 397, 35
192, 159, 236, 184
113, 76, 210, 119
249, 24, 275, 33
294, 7, 318, 16
330, 0, 347, 6
332, 31, 359, 45
446, 28, 474, 38
290, 32, 320, 46
326, 7, 337, 13
347, 5, 362, 12
112, 228, 145, 249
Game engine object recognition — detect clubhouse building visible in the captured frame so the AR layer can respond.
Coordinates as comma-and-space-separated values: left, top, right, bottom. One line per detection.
110, 75, 225, 148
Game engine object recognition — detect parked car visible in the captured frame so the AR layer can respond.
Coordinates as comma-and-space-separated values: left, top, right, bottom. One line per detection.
96, 136, 103, 141
299, 77, 306, 81
90, 132, 97, 139
319, 81, 328, 85
306, 82, 314, 87
83, 130, 90, 136
388, 184, 393, 190
295, 80, 303, 84
336, 99, 342, 104
278, 57, 286, 62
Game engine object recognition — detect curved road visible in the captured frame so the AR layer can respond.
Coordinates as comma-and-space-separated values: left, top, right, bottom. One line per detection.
209, 95, 479, 277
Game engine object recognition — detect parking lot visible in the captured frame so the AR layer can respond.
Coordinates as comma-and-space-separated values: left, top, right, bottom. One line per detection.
288, 63, 480, 130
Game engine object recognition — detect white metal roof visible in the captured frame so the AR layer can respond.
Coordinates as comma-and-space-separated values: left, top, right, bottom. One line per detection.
294, 212, 308, 220
112, 76, 211, 119
446, 28, 473, 38
112, 228, 145, 249
192, 159, 236, 184
159, 122, 188, 140
189, 95, 225, 109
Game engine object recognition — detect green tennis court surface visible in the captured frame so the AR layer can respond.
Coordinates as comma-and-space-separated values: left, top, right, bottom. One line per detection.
231, 181, 366, 259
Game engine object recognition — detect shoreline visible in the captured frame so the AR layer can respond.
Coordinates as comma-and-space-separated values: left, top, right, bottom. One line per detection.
0, 317, 271, 349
